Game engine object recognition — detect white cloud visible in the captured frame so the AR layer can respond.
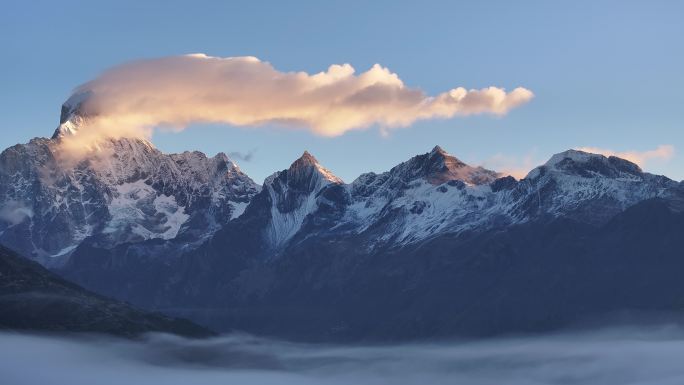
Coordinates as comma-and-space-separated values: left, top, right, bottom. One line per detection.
58, 54, 533, 151
0, 200, 33, 225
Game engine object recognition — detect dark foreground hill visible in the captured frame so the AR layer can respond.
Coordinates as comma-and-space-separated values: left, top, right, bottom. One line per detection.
0, 245, 211, 337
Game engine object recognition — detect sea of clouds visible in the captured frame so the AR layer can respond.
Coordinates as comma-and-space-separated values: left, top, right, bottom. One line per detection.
2, 326, 684, 385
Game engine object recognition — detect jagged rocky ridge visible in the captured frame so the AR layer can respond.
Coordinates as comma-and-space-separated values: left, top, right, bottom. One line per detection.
60, 146, 684, 340
2, 95, 684, 340
0, 95, 259, 264
246, 145, 679, 250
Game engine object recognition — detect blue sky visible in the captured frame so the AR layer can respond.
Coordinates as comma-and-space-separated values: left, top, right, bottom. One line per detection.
1, 0, 682, 182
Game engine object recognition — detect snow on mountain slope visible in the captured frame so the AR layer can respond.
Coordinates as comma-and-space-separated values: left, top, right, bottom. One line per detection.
0, 98, 259, 264
257, 148, 681, 250
263, 151, 343, 248
520, 149, 678, 224
245, 146, 505, 249
103, 180, 190, 241
337, 146, 504, 243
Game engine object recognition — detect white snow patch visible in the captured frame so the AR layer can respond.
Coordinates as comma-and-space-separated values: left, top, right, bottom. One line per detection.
153, 194, 190, 239
104, 180, 189, 240
545, 150, 604, 168
0, 200, 33, 225
50, 244, 78, 258
264, 185, 319, 248
230, 201, 249, 220
263, 171, 334, 248
316, 164, 343, 184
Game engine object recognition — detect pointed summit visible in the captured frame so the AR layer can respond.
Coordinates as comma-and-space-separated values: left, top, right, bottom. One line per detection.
52, 91, 92, 139
395, 146, 499, 185
290, 150, 319, 169
427, 145, 467, 169
427, 145, 458, 168
277, 151, 342, 190
263, 152, 344, 247
430, 145, 447, 155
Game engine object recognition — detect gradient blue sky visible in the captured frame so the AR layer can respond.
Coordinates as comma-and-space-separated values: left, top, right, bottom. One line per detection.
1, 0, 682, 182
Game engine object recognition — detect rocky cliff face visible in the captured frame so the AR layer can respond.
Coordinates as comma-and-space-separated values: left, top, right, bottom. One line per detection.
0, 98, 258, 264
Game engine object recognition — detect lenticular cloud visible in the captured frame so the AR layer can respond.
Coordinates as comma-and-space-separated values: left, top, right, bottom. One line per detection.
63, 54, 533, 144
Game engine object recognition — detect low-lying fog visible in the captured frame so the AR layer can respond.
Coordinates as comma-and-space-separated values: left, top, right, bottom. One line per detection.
3, 327, 684, 385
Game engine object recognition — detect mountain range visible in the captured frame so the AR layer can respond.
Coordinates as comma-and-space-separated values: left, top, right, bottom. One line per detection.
1, 95, 683, 340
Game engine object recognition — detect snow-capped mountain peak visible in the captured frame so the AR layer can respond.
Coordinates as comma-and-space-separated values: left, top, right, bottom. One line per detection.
430, 144, 447, 155
52, 91, 92, 139
0, 97, 260, 263
526, 149, 643, 180
261, 152, 345, 248
390, 145, 499, 186
293, 150, 317, 166
262, 151, 342, 192
517, 149, 678, 226
286, 151, 343, 187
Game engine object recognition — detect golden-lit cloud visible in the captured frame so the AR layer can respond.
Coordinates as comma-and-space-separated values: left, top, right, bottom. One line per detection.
575, 145, 675, 168
57, 54, 533, 151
